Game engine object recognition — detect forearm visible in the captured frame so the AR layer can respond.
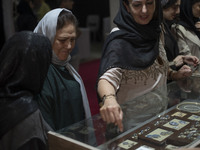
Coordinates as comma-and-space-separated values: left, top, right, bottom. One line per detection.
97, 79, 116, 103
97, 79, 123, 132
168, 65, 192, 81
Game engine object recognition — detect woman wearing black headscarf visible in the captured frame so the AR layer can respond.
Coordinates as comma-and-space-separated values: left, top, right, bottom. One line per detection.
162, 0, 181, 67
0, 31, 52, 150
161, 0, 199, 77
97, 0, 193, 132
173, 0, 200, 60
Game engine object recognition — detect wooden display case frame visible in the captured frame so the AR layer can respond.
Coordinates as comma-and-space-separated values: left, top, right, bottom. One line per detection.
48, 131, 99, 150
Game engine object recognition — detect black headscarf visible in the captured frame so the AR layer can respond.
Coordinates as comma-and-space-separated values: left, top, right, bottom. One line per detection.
98, 0, 163, 77
161, 0, 177, 9
161, 0, 180, 62
163, 20, 179, 62
0, 31, 52, 138
178, 0, 200, 39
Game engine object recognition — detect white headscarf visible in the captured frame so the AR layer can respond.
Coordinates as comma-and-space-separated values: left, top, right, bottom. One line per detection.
34, 8, 91, 119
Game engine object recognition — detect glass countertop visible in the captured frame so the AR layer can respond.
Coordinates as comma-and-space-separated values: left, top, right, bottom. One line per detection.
55, 75, 200, 149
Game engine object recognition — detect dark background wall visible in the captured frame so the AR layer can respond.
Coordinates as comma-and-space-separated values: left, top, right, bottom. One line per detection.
0, 0, 5, 50
73, 0, 110, 27
72, 0, 110, 41
46, 0, 110, 27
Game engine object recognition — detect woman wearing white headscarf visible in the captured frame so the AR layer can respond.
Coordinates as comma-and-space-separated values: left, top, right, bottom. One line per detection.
34, 8, 91, 130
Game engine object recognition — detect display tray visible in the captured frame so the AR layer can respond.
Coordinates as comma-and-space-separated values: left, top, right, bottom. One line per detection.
192, 73, 200, 77
105, 102, 200, 150
177, 102, 200, 113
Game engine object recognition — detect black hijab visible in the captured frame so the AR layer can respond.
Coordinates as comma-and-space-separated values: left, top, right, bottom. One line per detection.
179, 0, 200, 39
163, 20, 179, 62
98, 0, 162, 77
0, 31, 52, 138
162, 0, 179, 61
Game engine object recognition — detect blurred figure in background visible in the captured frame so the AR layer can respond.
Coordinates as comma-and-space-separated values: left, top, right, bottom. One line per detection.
32, 0, 50, 21
161, 0, 199, 82
16, 0, 38, 31
173, 0, 200, 62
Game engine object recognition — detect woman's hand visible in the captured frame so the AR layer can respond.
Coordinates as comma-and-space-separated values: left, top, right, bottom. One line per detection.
100, 97, 123, 132
173, 55, 199, 68
173, 55, 184, 67
171, 65, 192, 80
183, 55, 199, 66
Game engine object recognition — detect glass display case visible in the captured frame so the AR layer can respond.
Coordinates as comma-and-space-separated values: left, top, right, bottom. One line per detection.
48, 75, 200, 150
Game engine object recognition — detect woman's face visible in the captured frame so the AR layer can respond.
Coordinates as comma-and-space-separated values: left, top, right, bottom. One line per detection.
192, 2, 200, 18
52, 23, 76, 61
125, 0, 156, 25
163, 0, 181, 21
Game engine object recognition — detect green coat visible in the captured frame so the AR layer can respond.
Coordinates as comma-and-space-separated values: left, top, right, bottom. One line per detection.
36, 64, 90, 130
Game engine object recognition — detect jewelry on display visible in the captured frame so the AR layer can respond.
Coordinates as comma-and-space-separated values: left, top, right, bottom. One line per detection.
179, 120, 187, 124
132, 133, 138, 139
176, 102, 200, 113
169, 121, 178, 126
160, 131, 173, 136
146, 134, 161, 139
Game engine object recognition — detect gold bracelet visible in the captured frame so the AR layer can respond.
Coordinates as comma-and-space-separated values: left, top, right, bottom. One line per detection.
101, 94, 116, 104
